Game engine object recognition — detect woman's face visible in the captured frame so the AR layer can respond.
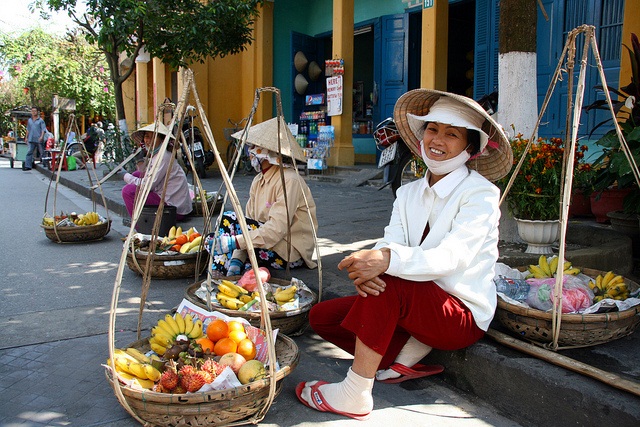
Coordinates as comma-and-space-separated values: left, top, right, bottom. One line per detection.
142, 131, 160, 148
422, 122, 469, 161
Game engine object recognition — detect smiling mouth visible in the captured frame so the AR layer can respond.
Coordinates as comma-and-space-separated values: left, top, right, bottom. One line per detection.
430, 148, 445, 155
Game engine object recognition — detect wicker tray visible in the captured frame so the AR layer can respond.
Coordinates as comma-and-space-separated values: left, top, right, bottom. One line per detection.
41, 220, 111, 243
191, 193, 223, 217
105, 334, 299, 426
185, 277, 318, 336
496, 267, 640, 347
126, 249, 208, 280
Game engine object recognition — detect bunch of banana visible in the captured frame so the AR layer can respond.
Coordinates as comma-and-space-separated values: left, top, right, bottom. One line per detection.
149, 313, 203, 355
526, 255, 581, 279
107, 348, 162, 389
274, 285, 298, 304
72, 211, 100, 226
167, 226, 183, 240
216, 280, 253, 310
179, 236, 203, 254
42, 216, 55, 226
588, 271, 628, 302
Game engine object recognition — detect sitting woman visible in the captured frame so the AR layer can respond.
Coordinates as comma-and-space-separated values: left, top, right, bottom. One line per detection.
296, 89, 513, 420
205, 117, 318, 276
121, 122, 192, 222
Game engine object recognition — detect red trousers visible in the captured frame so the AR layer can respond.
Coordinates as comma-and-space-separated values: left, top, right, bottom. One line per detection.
309, 274, 484, 370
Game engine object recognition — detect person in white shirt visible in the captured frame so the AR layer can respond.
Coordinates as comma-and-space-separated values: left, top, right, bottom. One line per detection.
121, 122, 192, 222
296, 89, 513, 420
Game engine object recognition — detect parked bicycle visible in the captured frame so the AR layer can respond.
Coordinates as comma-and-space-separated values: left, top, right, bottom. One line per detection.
224, 117, 254, 175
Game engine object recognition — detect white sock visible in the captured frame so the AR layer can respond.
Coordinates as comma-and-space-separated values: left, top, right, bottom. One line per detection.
300, 367, 374, 415
375, 336, 432, 381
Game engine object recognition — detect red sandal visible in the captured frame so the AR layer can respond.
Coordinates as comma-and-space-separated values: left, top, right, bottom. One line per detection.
377, 363, 444, 384
295, 381, 371, 421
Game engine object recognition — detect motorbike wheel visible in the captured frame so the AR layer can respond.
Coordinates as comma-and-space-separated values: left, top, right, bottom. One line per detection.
195, 157, 206, 178
391, 153, 423, 198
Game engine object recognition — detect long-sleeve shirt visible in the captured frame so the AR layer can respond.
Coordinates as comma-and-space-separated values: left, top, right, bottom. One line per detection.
126, 150, 192, 215
372, 165, 501, 331
237, 166, 318, 268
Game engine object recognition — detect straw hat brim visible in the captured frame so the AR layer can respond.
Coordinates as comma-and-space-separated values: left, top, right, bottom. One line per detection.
231, 117, 306, 163
294, 51, 308, 72
393, 89, 513, 182
308, 61, 323, 81
294, 74, 309, 95
131, 122, 175, 146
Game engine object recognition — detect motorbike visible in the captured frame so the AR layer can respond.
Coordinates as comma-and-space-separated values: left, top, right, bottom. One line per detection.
374, 91, 499, 197
374, 118, 420, 198
181, 105, 214, 179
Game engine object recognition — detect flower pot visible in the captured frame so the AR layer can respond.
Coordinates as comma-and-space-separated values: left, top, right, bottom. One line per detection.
589, 188, 632, 223
607, 210, 640, 257
514, 218, 560, 255
569, 190, 593, 218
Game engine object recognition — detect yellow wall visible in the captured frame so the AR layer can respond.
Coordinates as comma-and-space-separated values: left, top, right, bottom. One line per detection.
619, 0, 640, 89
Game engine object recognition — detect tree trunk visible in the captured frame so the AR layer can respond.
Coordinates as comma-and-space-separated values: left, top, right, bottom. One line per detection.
498, 0, 538, 139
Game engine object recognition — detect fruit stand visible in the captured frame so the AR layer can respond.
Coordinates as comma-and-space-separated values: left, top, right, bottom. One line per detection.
1, 109, 32, 168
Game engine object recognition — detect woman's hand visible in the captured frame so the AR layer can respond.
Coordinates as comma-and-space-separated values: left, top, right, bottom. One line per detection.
354, 276, 387, 297
338, 248, 391, 286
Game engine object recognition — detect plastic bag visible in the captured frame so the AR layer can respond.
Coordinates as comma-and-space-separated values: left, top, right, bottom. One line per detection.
526, 274, 595, 313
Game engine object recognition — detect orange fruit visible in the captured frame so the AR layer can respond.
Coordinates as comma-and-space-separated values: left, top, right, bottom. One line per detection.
214, 337, 237, 356
206, 319, 229, 342
195, 337, 215, 353
228, 330, 248, 344
227, 321, 246, 334
175, 234, 188, 245
189, 232, 201, 242
237, 338, 257, 360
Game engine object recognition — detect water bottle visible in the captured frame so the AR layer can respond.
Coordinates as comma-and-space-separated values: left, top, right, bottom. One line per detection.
494, 276, 530, 301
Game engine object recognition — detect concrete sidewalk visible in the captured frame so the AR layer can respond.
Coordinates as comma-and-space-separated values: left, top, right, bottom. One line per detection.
4, 160, 639, 426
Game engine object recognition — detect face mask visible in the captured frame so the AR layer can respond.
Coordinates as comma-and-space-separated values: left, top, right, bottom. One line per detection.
250, 155, 262, 173
420, 140, 470, 176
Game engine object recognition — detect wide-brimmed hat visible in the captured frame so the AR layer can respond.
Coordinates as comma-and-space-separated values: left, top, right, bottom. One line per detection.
308, 61, 323, 81
294, 51, 308, 72
131, 122, 175, 146
393, 89, 513, 182
294, 73, 309, 95
231, 117, 306, 163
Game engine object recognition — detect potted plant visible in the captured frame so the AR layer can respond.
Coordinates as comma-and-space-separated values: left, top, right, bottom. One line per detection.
569, 160, 596, 218
585, 33, 640, 224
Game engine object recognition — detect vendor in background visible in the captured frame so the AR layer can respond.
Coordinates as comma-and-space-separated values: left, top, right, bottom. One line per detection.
295, 89, 513, 420
71, 122, 104, 169
23, 106, 47, 171
205, 117, 318, 276
121, 122, 192, 222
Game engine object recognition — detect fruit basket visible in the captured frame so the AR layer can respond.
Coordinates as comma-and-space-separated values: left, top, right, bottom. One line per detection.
496, 267, 640, 347
105, 334, 299, 426
184, 277, 318, 336
191, 192, 223, 217
126, 248, 209, 280
41, 220, 112, 243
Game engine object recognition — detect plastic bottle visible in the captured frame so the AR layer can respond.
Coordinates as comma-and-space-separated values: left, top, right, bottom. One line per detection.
494, 276, 530, 301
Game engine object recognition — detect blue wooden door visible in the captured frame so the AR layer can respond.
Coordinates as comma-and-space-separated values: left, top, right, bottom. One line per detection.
374, 14, 409, 125
536, 0, 624, 139
474, 0, 500, 100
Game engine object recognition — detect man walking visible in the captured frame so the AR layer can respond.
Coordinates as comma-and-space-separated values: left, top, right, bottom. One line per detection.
24, 106, 47, 171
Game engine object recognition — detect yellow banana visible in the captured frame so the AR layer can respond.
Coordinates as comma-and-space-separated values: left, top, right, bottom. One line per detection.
564, 268, 581, 275
143, 363, 161, 382
168, 226, 176, 239
127, 361, 149, 380
563, 261, 573, 270
150, 342, 167, 355
188, 319, 203, 339
601, 271, 615, 288
595, 274, 603, 290
539, 255, 551, 277
218, 282, 242, 298
274, 286, 297, 302
116, 369, 154, 389
114, 356, 135, 375
217, 292, 244, 310
608, 283, 627, 296
183, 313, 194, 336
587, 280, 596, 291
548, 256, 559, 275
607, 275, 625, 288
126, 347, 151, 364
528, 265, 548, 279
239, 294, 253, 303
156, 319, 177, 339
164, 314, 181, 336
179, 242, 192, 254
186, 227, 195, 238
176, 226, 183, 236
221, 279, 249, 295
187, 236, 202, 252
174, 312, 186, 334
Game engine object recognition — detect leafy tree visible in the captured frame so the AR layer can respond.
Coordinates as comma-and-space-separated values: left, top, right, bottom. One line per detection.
0, 28, 114, 122
42, 0, 262, 131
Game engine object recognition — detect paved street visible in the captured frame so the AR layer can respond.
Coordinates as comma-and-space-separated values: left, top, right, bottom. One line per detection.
0, 159, 523, 427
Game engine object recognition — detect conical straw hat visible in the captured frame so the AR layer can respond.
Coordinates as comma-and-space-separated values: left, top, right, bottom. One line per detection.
294, 73, 309, 95
393, 89, 513, 182
231, 117, 306, 163
308, 61, 323, 81
294, 51, 308, 72
131, 122, 175, 146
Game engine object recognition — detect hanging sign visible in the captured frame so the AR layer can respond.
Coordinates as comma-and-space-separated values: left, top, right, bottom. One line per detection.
326, 75, 343, 116
424, 0, 434, 8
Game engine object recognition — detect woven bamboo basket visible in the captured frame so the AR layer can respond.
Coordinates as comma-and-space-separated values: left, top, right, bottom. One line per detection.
191, 193, 223, 217
496, 267, 640, 347
126, 249, 208, 280
105, 334, 299, 426
41, 220, 111, 243
185, 277, 318, 336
